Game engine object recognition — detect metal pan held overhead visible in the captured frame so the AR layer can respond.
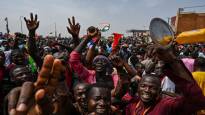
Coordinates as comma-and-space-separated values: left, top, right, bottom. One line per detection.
149, 18, 174, 45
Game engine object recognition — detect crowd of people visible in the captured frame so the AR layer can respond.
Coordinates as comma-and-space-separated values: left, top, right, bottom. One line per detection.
0, 13, 205, 115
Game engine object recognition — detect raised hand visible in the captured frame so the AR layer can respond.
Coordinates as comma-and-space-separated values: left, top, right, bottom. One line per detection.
7, 55, 71, 115
24, 13, 39, 32
67, 16, 80, 38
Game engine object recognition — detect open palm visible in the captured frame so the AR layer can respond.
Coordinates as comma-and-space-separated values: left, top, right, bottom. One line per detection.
24, 13, 39, 31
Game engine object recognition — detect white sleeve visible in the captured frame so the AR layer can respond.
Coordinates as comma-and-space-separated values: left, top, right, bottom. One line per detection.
161, 76, 175, 93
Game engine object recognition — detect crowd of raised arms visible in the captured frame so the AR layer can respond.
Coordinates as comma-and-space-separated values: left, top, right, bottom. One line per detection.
0, 13, 205, 115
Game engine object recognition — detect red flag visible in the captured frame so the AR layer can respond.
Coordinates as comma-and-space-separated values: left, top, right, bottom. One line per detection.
112, 32, 123, 50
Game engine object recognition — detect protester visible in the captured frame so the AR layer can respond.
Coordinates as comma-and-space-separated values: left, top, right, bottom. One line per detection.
73, 82, 89, 115
86, 83, 112, 115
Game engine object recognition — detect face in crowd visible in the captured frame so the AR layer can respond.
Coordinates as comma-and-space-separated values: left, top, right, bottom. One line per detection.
43, 47, 52, 57
154, 61, 165, 77
135, 63, 145, 76
11, 49, 26, 65
73, 83, 89, 113
10, 65, 34, 85
138, 75, 161, 105
107, 36, 113, 45
87, 84, 111, 115
92, 55, 112, 75
93, 59, 107, 74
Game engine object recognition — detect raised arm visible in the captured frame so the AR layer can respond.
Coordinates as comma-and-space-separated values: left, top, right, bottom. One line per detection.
69, 26, 99, 82
148, 42, 205, 113
85, 31, 101, 67
24, 13, 42, 68
66, 16, 80, 49
110, 55, 139, 100
74, 26, 98, 53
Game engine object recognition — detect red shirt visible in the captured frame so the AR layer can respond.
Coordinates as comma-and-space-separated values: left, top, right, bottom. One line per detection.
126, 63, 205, 115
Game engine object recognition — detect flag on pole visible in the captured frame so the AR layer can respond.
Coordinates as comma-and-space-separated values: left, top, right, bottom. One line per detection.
99, 23, 110, 32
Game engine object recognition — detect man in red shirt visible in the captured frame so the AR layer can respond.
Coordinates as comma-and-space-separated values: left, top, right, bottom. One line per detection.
126, 44, 205, 115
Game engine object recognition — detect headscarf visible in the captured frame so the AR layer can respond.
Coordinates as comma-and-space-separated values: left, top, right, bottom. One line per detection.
93, 55, 113, 74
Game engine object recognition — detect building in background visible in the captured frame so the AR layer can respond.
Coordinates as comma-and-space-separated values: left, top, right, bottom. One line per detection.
171, 9, 205, 34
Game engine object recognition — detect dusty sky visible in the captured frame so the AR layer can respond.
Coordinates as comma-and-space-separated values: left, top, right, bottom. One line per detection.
0, 0, 205, 37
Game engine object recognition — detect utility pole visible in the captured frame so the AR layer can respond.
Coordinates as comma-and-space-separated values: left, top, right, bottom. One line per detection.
5, 17, 10, 34
20, 16, 23, 33
54, 22, 57, 38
